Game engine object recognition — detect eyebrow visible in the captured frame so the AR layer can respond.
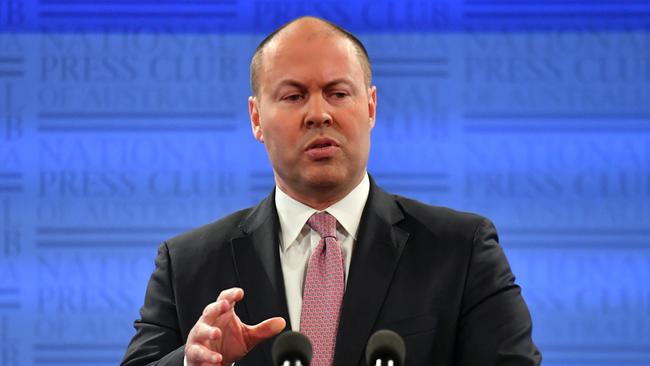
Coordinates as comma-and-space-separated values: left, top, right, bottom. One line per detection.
322, 78, 356, 90
274, 79, 306, 92
273, 78, 357, 93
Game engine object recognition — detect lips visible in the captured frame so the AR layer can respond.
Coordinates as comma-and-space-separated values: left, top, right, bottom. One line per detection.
306, 137, 338, 150
305, 137, 339, 159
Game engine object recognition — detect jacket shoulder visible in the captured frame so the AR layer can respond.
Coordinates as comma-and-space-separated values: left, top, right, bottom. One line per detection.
164, 207, 253, 256
392, 194, 490, 240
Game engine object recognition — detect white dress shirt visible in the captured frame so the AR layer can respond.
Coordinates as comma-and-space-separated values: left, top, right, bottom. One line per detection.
184, 173, 369, 365
275, 172, 370, 331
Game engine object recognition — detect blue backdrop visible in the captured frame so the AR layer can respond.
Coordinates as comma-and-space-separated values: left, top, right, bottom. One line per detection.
1, 1, 649, 365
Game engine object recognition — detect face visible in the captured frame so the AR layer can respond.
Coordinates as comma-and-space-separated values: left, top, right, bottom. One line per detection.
249, 29, 376, 203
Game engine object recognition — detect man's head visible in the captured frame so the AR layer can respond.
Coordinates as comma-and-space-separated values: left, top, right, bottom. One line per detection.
250, 17, 372, 97
248, 16, 377, 209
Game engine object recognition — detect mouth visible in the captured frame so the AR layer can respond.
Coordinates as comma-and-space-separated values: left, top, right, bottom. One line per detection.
304, 137, 340, 159
306, 138, 339, 151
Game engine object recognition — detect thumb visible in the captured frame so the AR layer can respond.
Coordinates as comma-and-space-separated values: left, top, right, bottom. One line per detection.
245, 317, 286, 346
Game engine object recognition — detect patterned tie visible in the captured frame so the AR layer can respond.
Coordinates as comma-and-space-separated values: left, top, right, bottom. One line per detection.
300, 211, 345, 366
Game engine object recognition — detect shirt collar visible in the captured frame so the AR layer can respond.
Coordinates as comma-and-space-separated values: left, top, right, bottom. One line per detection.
275, 172, 370, 252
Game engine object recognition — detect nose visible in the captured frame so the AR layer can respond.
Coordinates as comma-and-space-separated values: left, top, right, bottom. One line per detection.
304, 94, 332, 128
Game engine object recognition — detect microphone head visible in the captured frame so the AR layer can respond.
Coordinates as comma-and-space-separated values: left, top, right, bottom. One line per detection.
272, 331, 313, 366
365, 329, 406, 366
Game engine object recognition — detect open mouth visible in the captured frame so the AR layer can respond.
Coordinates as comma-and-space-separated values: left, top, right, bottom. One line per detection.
306, 138, 338, 151
305, 138, 339, 159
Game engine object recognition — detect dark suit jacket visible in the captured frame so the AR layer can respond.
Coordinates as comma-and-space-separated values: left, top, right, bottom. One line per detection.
122, 180, 541, 366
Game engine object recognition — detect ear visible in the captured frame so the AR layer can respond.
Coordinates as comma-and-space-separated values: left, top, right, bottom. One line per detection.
368, 85, 377, 130
248, 96, 264, 143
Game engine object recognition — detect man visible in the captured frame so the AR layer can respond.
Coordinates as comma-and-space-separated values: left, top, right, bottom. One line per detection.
122, 16, 541, 366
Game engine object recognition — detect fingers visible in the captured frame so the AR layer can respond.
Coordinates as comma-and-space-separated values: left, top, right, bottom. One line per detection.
190, 287, 277, 365
185, 343, 222, 365
191, 322, 222, 342
201, 288, 244, 324
186, 322, 223, 366
246, 317, 286, 345
217, 287, 244, 303
201, 300, 232, 324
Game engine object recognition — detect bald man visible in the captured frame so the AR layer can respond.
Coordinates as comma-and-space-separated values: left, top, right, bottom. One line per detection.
122, 17, 541, 366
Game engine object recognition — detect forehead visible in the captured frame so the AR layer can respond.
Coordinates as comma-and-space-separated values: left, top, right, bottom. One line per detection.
259, 31, 365, 92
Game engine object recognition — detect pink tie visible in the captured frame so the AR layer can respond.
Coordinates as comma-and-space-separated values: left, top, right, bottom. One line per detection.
300, 212, 345, 366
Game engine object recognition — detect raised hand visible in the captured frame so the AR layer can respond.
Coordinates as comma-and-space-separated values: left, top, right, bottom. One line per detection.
184, 288, 286, 365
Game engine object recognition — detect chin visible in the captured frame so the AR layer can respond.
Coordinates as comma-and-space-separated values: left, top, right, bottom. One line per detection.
302, 169, 348, 191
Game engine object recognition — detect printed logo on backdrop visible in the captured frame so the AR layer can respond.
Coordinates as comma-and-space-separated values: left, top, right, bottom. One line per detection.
368, 34, 450, 140
0, 29, 24, 366
0, 315, 19, 366
0, 0, 24, 28
511, 249, 650, 364
36, 30, 243, 221
33, 31, 248, 365
34, 250, 156, 364
462, 136, 650, 225
37, 30, 239, 132
364, 33, 452, 204
460, 32, 650, 224
0, 198, 20, 366
0, 196, 21, 366
459, 1, 650, 30
2, 3, 649, 366
251, 0, 450, 31
5, 0, 650, 32
1, 32, 23, 141
33, 0, 240, 32
459, 31, 650, 362
461, 32, 650, 132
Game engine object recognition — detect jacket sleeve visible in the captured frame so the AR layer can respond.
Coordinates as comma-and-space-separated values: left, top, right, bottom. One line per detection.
454, 218, 542, 366
121, 242, 186, 366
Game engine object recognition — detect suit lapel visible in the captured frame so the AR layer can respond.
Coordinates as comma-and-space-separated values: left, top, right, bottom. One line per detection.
333, 182, 409, 366
231, 190, 291, 366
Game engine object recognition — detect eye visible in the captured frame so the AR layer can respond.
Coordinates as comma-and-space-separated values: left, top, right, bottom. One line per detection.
331, 91, 348, 99
283, 94, 304, 102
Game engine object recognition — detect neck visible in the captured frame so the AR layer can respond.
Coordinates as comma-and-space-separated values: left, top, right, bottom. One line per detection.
276, 174, 364, 211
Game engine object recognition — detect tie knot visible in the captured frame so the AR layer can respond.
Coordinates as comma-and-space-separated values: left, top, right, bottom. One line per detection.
307, 212, 337, 239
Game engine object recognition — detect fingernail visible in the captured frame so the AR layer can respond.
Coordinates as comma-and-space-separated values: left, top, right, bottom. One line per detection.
272, 319, 285, 332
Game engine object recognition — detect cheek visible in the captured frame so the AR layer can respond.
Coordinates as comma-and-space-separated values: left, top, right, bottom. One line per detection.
264, 128, 300, 157
345, 118, 372, 141
347, 121, 372, 155
259, 113, 286, 143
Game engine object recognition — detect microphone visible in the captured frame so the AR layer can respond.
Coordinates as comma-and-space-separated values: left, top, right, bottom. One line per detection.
271, 331, 313, 366
365, 329, 406, 366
